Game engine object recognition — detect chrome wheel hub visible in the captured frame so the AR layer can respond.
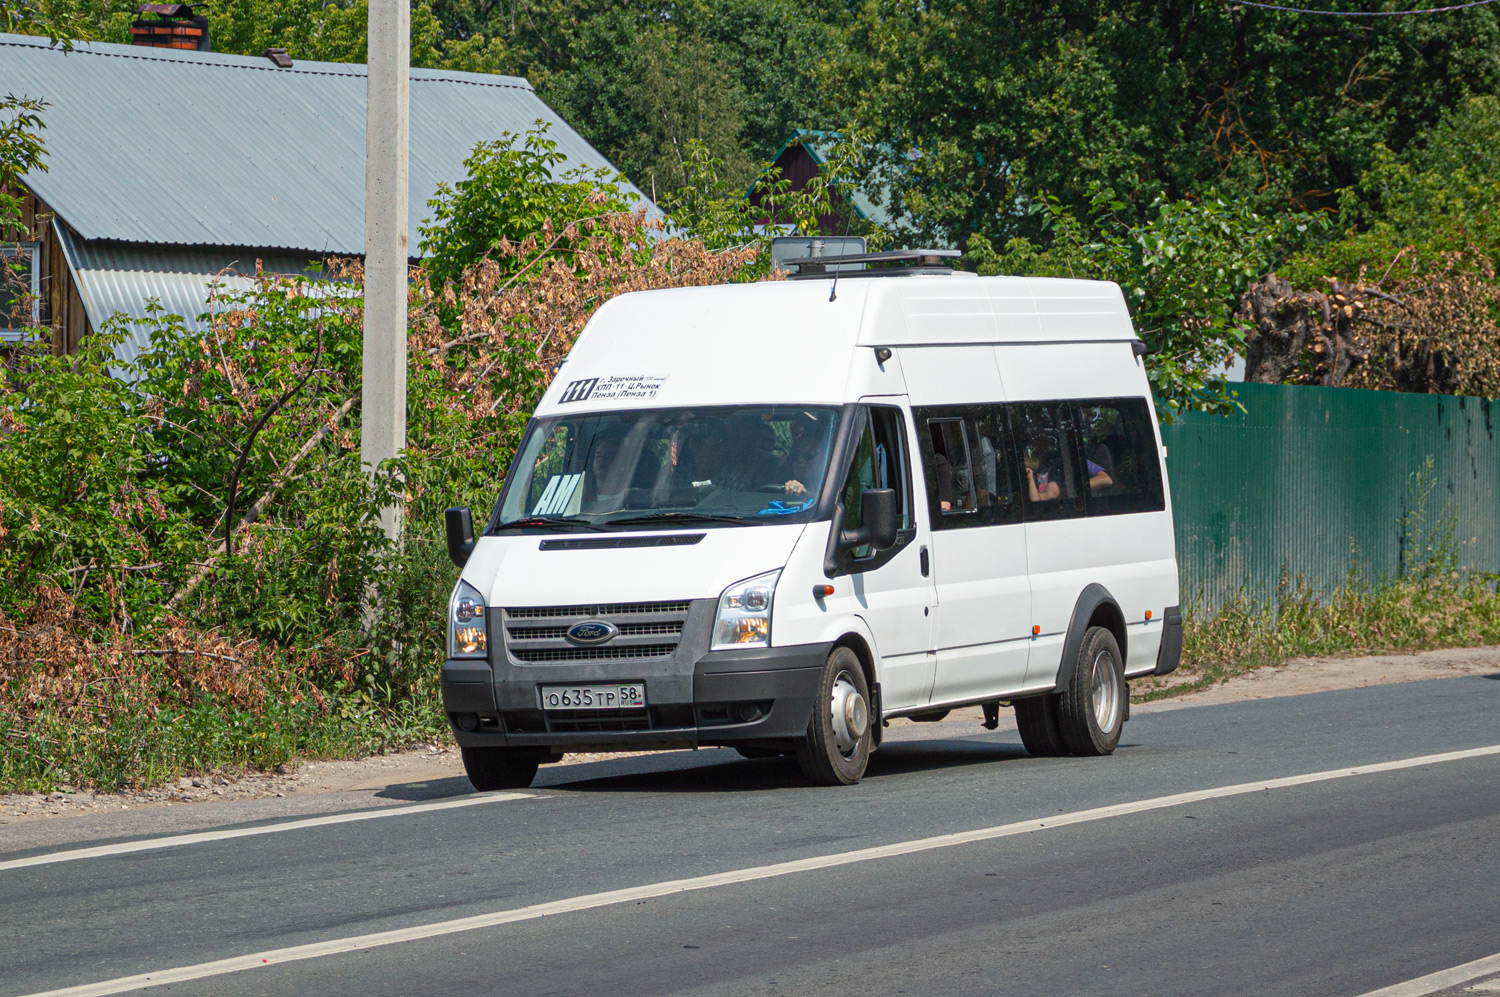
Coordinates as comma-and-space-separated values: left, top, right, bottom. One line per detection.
830, 670, 868, 756
1090, 649, 1122, 734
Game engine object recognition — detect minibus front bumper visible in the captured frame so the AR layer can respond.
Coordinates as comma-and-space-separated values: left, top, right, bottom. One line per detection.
440, 597, 829, 750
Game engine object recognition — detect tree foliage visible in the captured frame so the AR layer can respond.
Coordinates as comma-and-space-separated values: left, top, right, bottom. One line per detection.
418, 124, 634, 295
973, 189, 1315, 416
826, 1, 1500, 251
0, 140, 767, 787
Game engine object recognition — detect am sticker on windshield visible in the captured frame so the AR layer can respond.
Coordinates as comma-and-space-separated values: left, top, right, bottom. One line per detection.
532, 473, 583, 515
558, 374, 668, 404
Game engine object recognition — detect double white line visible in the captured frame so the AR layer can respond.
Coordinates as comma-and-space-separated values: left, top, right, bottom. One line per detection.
13, 743, 1500, 997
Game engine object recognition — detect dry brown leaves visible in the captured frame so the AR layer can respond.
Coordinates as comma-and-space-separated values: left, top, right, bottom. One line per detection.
0, 584, 340, 722
409, 209, 763, 422
1240, 249, 1500, 395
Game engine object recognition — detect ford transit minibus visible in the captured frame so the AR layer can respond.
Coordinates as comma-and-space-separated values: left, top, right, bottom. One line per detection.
441, 250, 1181, 788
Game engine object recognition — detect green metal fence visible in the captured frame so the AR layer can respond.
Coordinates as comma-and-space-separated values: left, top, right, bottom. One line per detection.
1161, 382, 1500, 610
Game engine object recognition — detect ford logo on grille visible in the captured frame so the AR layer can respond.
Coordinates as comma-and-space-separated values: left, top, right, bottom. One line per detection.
565, 621, 619, 646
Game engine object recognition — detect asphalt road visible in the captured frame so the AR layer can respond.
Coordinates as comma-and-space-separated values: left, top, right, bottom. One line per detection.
3, 674, 1500, 997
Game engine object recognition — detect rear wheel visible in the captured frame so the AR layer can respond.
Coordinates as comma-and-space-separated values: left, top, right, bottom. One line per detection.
1014, 694, 1068, 757
795, 647, 872, 785
1058, 626, 1126, 756
460, 746, 541, 791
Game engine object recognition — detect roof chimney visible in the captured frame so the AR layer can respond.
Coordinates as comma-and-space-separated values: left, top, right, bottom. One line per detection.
130, 3, 210, 52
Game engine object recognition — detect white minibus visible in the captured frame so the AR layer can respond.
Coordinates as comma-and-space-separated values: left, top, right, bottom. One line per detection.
441, 250, 1181, 788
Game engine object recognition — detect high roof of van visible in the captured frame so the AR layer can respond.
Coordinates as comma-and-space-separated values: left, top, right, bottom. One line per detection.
537, 275, 1139, 414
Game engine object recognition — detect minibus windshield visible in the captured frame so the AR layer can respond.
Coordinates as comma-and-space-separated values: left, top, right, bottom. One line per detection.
493, 405, 841, 529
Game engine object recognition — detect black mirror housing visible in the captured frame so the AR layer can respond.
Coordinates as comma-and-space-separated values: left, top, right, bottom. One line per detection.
837, 488, 898, 554
861, 488, 899, 551
445, 507, 476, 568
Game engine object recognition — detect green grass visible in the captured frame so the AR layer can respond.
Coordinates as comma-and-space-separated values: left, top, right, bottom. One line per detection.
0, 689, 448, 795
1133, 572, 1500, 703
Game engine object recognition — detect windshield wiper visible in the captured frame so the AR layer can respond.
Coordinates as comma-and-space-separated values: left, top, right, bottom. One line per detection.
494, 515, 609, 532
603, 511, 752, 527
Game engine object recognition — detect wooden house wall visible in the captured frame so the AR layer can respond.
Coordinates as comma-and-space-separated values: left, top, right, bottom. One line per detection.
4, 190, 91, 355
748, 144, 856, 234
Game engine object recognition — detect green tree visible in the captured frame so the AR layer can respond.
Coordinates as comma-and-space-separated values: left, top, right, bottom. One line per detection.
428, 0, 848, 192
417, 124, 634, 297
616, 26, 753, 197
825, 1, 1500, 251
1286, 96, 1500, 286
974, 188, 1313, 416
60, 0, 513, 74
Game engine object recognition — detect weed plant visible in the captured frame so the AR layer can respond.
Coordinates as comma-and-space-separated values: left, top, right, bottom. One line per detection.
1138, 461, 1500, 701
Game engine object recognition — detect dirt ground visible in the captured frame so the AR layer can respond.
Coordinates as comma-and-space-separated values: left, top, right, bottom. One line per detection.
4, 644, 1498, 825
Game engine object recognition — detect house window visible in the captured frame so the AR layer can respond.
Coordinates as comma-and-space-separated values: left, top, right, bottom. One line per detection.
1, 243, 40, 342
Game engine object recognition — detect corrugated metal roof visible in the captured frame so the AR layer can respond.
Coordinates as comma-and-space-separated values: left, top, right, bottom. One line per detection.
3, 33, 657, 255
56, 226, 333, 373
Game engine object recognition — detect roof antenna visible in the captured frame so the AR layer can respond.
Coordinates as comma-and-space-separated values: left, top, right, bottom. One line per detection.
827, 158, 859, 302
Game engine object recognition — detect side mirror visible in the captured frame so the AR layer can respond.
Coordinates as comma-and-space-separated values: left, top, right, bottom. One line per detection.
445, 507, 476, 568
839, 489, 898, 553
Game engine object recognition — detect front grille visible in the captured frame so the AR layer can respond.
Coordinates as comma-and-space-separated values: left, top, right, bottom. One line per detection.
501, 704, 695, 734
500, 599, 692, 664
506, 621, 683, 640
512, 644, 676, 663
545, 708, 652, 733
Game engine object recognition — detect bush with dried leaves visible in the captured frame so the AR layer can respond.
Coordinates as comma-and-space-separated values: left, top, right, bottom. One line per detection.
0, 144, 764, 789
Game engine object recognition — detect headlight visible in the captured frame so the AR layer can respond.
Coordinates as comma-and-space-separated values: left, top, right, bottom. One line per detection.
448, 578, 488, 657
712, 569, 780, 650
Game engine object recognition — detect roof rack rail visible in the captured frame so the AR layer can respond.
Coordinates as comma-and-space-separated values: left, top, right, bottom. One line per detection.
782, 248, 962, 280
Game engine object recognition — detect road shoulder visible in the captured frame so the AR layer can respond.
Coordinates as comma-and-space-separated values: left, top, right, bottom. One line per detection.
3, 644, 1498, 841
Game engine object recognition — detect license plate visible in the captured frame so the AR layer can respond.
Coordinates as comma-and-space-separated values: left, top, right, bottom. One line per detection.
539, 683, 646, 710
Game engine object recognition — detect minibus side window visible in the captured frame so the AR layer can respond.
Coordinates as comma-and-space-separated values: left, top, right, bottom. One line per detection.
925, 417, 976, 518
1074, 398, 1166, 516
1012, 403, 1084, 521
840, 406, 914, 561
914, 406, 1022, 529
972, 405, 1021, 525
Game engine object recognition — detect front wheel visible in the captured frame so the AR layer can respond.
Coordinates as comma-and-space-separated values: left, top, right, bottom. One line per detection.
1058, 626, 1127, 756
795, 647, 873, 785
460, 745, 541, 791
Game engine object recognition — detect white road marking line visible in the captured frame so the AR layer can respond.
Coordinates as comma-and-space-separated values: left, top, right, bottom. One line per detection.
1354, 953, 1500, 996
0, 792, 535, 873
17, 742, 1500, 997
1467, 978, 1500, 993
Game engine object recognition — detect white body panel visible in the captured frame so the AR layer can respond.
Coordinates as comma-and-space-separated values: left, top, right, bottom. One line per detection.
901, 347, 1031, 705
470, 273, 1179, 718
463, 523, 806, 607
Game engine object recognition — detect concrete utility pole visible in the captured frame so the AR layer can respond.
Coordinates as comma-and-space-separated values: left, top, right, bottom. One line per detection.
362, 0, 410, 540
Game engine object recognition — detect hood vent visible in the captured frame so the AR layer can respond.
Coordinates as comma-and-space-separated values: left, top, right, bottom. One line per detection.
538, 534, 705, 551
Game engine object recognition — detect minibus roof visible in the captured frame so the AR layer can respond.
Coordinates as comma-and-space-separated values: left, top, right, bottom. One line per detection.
535, 275, 1137, 414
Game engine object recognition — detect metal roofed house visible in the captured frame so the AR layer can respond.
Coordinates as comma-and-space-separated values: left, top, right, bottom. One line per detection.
0, 28, 658, 370
747, 129, 903, 236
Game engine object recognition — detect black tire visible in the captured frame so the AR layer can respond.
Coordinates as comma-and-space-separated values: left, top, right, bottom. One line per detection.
795, 646, 873, 785
460, 745, 540, 791
1057, 626, 1127, 756
1014, 694, 1069, 757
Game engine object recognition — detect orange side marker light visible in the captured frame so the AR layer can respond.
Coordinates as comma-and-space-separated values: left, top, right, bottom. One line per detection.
813, 585, 835, 598
1146, 610, 1154, 621
1032, 625, 1041, 636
